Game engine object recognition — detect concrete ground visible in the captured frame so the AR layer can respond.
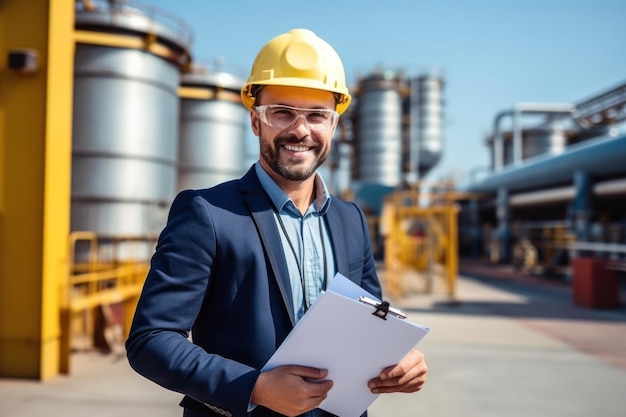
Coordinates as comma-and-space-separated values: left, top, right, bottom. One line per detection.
2, 262, 625, 417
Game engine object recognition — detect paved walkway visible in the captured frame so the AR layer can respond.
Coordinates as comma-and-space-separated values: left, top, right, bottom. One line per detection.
2, 262, 626, 417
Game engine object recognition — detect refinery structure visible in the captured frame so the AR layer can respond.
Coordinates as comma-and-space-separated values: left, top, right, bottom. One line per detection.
0, 0, 625, 380
72, 3, 447, 255
461, 83, 626, 276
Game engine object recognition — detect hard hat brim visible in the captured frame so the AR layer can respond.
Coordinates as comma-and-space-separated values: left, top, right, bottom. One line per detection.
241, 78, 351, 115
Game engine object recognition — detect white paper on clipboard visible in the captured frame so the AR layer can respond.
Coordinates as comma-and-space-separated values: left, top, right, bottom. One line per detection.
261, 273, 430, 417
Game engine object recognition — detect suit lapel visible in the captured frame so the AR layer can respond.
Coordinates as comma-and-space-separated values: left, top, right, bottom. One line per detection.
325, 203, 349, 279
239, 168, 296, 326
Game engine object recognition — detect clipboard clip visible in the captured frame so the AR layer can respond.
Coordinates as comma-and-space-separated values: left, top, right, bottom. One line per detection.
358, 296, 407, 320
373, 301, 391, 320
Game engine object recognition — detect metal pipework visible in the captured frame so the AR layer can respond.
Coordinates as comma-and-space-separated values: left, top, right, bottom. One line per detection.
508, 186, 575, 207
492, 102, 575, 171
508, 176, 626, 208
574, 80, 626, 127
467, 133, 626, 194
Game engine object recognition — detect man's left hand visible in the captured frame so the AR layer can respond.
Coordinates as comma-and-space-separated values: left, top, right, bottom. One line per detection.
367, 349, 427, 394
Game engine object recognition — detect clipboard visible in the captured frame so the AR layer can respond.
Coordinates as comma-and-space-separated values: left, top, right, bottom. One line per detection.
261, 273, 430, 417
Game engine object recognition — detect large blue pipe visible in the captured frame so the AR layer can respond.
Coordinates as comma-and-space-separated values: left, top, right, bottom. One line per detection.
464, 134, 626, 193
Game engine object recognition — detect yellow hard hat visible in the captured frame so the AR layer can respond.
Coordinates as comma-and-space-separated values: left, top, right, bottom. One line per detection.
241, 28, 352, 115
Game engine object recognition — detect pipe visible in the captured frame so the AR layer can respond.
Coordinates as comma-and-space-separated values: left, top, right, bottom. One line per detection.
512, 103, 575, 166
593, 177, 626, 196
466, 133, 626, 193
508, 186, 575, 207
572, 170, 591, 241
507, 176, 626, 207
568, 241, 626, 254
492, 110, 511, 172
574, 80, 626, 127
496, 188, 511, 263
492, 102, 575, 171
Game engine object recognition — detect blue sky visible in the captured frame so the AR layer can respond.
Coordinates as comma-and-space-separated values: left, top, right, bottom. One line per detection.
141, 0, 626, 184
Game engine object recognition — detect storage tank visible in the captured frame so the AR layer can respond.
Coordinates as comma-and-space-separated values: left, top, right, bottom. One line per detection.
487, 123, 609, 169
72, 1, 191, 260
353, 72, 405, 187
489, 126, 568, 168
177, 67, 248, 190
409, 74, 444, 178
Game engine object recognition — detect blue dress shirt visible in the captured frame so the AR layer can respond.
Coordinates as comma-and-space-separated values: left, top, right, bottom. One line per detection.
255, 162, 336, 320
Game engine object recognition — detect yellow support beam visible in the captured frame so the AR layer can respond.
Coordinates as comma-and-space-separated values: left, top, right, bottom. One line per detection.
74, 29, 190, 68
178, 86, 242, 103
0, 0, 74, 379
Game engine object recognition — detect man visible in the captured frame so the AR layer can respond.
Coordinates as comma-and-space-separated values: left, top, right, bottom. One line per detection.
126, 28, 427, 417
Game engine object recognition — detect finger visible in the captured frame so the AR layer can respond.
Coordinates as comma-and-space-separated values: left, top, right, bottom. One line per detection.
308, 379, 334, 398
369, 369, 425, 393
368, 351, 427, 393
375, 369, 424, 391
286, 365, 329, 380
380, 349, 423, 380
369, 367, 417, 390
371, 379, 424, 394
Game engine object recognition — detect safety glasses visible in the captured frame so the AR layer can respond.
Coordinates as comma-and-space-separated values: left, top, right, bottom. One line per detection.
254, 104, 339, 132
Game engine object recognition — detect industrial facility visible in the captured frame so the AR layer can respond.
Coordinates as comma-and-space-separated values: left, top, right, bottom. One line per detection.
460, 83, 626, 284
1, 0, 624, 382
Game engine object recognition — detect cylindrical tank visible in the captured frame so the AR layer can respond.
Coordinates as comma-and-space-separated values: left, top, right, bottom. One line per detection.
353, 72, 405, 187
489, 127, 568, 168
521, 127, 568, 159
333, 140, 353, 195
320, 130, 352, 196
177, 67, 248, 190
409, 74, 444, 178
490, 125, 612, 169
72, 2, 191, 260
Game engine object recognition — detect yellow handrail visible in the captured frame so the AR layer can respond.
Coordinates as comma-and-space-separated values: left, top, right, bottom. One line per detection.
59, 231, 155, 374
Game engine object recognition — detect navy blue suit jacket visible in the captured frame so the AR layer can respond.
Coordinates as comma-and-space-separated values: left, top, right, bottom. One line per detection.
126, 166, 382, 417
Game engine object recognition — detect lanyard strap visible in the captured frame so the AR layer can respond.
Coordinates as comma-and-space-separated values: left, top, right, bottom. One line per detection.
273, 207, 328, 312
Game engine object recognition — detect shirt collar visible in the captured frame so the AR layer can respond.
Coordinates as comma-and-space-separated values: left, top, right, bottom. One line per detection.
254, 161, 331, 215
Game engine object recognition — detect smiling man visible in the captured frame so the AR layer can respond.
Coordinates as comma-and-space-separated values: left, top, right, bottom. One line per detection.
253, 85, 337, 212
126, 28, 428, 417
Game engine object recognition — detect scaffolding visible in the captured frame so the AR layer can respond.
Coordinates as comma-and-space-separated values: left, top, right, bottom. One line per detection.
381, 182, 464, 300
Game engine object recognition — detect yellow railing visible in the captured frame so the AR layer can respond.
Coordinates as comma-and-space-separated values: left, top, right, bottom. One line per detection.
59, 231, 155, 374
381, 183, 462, 300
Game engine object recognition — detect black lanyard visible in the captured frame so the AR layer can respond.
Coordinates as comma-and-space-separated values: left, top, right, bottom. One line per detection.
272, 206, 328, 312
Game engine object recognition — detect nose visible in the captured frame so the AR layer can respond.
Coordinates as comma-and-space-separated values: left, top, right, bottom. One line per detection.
285, 114, 312, 135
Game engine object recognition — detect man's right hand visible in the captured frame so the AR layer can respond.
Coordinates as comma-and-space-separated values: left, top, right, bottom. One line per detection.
251, 365, 333, 416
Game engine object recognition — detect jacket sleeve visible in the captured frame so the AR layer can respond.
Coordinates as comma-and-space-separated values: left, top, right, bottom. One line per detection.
125, 190, 258, 417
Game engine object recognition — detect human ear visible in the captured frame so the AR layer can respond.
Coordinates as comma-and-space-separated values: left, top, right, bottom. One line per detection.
250, 110, 260, 137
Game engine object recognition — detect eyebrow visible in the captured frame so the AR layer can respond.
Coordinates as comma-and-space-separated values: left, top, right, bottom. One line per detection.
269, 103, 335, 111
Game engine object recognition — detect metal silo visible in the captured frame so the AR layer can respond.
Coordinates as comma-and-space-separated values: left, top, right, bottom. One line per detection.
72, 1, 191, 259
178, 67, 248, 190
409, 74, 444, 178
519, 127, 567, 161
353, 72, 405, 187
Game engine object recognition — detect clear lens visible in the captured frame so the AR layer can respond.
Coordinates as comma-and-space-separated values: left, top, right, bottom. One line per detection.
255, 104, 339, 132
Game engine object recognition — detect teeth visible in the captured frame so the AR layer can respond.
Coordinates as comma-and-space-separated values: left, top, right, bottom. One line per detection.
284, 145, 309, 152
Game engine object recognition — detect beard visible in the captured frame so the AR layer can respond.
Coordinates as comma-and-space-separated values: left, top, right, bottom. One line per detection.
260, 133, 330, 181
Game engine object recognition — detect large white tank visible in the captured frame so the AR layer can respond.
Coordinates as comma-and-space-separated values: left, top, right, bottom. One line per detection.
409, 74, 444, 178
353, 72, 405, 187
72, 1, 191, 259
177, 68, 248, 190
